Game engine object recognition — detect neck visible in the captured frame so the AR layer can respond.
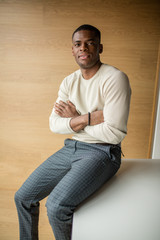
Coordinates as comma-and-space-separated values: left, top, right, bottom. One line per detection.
81, 61, 102, 80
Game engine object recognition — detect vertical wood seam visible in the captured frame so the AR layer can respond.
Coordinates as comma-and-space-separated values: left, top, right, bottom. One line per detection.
148, 41, 160, 158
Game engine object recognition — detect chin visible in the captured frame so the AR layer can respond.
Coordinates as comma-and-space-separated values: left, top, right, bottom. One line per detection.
79, 64, 91, 69
77, 61, 92, 69
79, 62, 98, 70
76, 59, 100, 70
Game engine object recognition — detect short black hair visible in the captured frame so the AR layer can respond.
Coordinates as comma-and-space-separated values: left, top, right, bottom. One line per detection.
72, 24, 101, 43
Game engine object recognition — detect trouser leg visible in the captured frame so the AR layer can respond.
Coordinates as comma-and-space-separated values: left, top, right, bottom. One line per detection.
14, 145, 73, 240
46, 140, 121, 240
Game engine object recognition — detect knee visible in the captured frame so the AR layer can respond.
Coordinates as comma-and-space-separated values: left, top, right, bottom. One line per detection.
46, 198, 58, 221
46, 198, 71, 223
14, 189, 22, 205
14, 188, 28, 206
14, 190, 21, 208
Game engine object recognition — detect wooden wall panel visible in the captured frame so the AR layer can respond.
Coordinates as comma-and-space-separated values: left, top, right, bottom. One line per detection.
0, 0, 160, 239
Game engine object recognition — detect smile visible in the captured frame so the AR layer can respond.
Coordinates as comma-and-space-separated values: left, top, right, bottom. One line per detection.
79, 55, 89, 60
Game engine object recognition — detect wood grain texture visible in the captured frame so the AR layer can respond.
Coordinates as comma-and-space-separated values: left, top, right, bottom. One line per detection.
0, 0, 160, 239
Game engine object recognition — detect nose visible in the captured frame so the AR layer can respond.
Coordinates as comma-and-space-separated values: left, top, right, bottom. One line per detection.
80, 43, 88, 51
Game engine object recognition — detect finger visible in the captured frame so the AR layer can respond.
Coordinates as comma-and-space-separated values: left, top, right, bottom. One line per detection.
55, 102, 65, 110
54, 106, 62, 113
54, 102, 58, 107
59, 100, 67, 107
67, 100, 75, 107
55, 109, 63, 116
54, 104, 64, 112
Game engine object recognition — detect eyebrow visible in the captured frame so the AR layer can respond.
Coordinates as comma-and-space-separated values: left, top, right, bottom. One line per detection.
73, 38, 96, 43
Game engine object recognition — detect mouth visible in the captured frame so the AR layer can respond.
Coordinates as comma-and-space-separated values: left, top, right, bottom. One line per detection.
78, 54, 89, 60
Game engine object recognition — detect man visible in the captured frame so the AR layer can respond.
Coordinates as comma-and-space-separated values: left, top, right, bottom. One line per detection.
15, 24, 131, 240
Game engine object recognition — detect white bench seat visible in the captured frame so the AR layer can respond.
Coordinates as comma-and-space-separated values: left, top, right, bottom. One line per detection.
72, 159, 160, 240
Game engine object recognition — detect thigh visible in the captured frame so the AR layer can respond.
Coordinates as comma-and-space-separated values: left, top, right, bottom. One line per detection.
16, 146, 72, 202
47, 145, 121, 208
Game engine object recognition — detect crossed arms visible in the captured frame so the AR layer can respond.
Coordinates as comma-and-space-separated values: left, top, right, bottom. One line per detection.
54, 100, 104, 132
49, 70, 131, 144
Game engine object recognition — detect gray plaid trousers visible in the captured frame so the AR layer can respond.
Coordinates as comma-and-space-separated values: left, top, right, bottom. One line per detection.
15, 139, 121, 240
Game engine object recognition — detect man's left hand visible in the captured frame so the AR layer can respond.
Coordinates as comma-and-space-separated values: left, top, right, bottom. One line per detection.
54, 100, 80, 118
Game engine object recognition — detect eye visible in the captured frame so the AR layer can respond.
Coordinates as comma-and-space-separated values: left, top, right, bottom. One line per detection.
88, 42, 95, 46
75, 43, 80, 47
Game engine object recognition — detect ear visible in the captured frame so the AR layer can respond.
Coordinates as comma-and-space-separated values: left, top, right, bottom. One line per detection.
72, 46, 75, 56
99, 44, 103, 54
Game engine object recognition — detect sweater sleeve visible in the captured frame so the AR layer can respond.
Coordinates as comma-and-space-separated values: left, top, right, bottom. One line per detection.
84, 71, 131, 144
49, 78, 75, 134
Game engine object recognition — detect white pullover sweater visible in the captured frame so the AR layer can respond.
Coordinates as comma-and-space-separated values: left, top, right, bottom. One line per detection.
49, 64, 131, 144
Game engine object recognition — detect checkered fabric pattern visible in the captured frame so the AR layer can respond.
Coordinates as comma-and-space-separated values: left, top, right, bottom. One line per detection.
15, 139, 121, 240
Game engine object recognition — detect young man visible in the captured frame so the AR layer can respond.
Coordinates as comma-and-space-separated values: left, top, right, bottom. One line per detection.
15, 24, 131, 240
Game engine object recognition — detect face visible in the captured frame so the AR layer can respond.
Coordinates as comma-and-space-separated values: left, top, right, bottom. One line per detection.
72, 30, 103, 70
